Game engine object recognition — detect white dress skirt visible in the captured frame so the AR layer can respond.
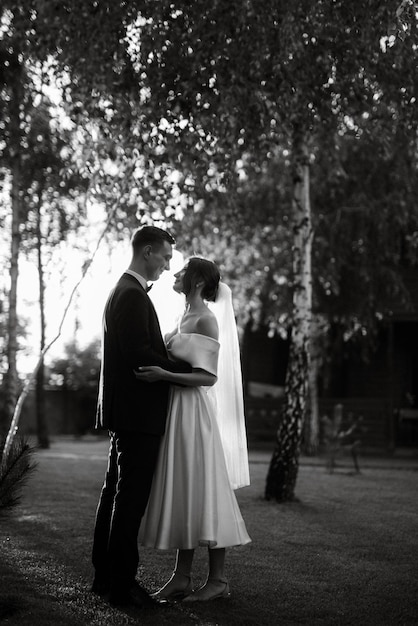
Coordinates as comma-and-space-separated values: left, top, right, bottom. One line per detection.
139, 333, 251, 550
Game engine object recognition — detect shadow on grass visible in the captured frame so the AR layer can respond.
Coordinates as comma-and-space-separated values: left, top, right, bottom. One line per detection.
0, 551, 196, 626
1, 437, 418, 625
0, 596, 21, 620
0, 559, 79, 626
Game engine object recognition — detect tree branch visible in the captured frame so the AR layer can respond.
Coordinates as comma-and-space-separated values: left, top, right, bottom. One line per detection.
1, 202, 117, 466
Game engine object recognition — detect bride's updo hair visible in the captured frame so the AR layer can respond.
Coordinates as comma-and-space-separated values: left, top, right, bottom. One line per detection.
183, 257, 220, 302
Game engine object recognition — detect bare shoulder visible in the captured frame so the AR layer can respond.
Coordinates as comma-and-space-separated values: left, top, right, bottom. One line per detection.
195, 310, 219, 341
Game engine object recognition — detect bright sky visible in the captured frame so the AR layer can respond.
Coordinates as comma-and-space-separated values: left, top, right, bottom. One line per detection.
16, 228, 186, 375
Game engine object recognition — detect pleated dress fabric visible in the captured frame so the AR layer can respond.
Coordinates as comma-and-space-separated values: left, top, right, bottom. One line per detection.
139, 333, 251, 550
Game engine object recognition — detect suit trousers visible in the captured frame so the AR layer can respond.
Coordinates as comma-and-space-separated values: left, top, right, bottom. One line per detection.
92, 430, 161, 592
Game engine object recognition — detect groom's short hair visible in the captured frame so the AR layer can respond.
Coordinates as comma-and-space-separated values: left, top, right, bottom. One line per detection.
131, 225, 175, 255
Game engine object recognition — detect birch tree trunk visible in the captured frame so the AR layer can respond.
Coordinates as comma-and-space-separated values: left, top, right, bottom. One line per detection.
2, 70, 23, 441
35, 195, 49, 449
304, 352, 320, 455
265, 133, 313, 502
303, 315, 322, 454
3, 185, 21, 441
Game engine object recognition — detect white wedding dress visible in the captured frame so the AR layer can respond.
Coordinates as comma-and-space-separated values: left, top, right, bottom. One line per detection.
139, 332, 251, 550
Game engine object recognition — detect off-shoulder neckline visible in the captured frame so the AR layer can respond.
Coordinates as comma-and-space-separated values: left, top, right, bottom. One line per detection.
170, 332, 220, 345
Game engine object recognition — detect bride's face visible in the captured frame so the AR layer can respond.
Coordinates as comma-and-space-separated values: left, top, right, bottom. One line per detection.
173, 266, 187, 294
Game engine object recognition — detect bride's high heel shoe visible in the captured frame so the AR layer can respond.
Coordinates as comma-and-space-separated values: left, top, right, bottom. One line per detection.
182, 577, 231, 602
151, 572, 193, 603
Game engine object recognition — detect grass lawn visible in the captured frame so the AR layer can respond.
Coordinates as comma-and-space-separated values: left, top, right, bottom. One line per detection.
0, 436, 417, 625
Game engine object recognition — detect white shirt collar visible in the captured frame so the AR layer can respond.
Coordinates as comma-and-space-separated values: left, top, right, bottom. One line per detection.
125, 269, 148, 291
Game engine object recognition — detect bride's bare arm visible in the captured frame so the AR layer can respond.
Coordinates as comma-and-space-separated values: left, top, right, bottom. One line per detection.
195, 315, 218, 340
134, 366, 217, 387
137, 311, 219, 386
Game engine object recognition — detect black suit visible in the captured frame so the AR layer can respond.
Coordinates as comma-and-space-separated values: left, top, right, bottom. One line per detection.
92, 273, 190, 596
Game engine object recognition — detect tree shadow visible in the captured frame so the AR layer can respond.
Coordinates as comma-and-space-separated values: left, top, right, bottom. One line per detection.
0, 595, 22, 620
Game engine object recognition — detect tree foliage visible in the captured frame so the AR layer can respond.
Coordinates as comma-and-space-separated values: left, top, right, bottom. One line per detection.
47, 339, 101, 391
2, 1, 418, 498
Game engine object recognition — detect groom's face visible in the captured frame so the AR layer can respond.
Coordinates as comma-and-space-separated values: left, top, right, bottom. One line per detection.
145, 241, 173, 281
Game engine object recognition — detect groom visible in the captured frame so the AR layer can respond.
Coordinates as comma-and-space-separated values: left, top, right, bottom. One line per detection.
91, 225, 191, 608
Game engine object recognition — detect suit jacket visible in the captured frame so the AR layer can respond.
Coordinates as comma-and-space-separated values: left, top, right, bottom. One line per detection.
95, 273, 190, 434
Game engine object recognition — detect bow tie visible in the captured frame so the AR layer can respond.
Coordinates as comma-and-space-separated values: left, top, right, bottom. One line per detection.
146, 284, 153, 293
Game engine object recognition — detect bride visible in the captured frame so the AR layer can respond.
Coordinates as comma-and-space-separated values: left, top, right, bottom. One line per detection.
135, 256, 251, 602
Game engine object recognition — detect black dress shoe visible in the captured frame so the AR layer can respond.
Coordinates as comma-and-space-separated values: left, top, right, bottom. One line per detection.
109, 592, 139, 608
130, 582, 159, 607
109, 582, 158, 609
